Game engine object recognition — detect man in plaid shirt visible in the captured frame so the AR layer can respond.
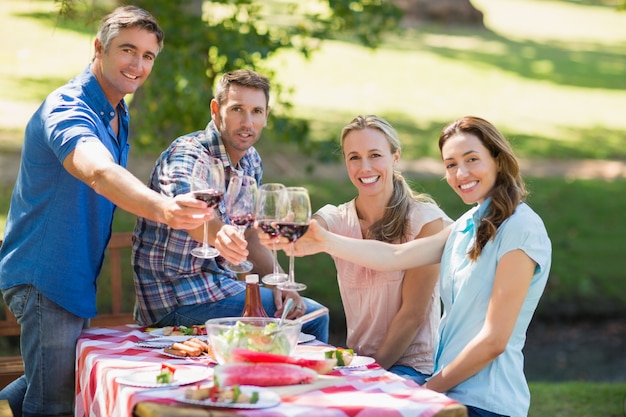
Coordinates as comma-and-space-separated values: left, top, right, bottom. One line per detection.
132, 70, 329, 342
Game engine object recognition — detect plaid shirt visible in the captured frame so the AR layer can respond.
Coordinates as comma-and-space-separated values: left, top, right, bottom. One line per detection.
131, 121, 263, 326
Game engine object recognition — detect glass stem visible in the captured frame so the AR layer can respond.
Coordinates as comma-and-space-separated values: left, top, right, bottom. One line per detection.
237, 226, 246, 265
288, 243, 295, 283
202, 221, 209, 248
272, 243, 279, 275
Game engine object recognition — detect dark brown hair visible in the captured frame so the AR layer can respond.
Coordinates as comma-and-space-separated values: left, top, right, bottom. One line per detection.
214, 70, 270, 107
439, 116, 528, 260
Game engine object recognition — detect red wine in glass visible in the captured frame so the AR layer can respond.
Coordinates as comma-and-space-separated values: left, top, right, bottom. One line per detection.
257, 220, 280, 238
190, 157, 225, 259
256, 183, 289, 285
231, 214, 256, 227
275, 222, 310, 242
222, 175, 258, 274
276, 187, 311, 292
193, 190, 223, 207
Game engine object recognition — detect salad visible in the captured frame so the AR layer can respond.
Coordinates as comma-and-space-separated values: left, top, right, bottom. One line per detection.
185, 384, 260, 404
213, 321, 293, 360
156, 363, 176, 384
162, 325, 206, 336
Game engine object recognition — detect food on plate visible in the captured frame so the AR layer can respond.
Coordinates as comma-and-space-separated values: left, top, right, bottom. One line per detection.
185, 384, 259, 404
156, 363, 176, 384
229, 348, 336, 374
214, 363, 317, 387
324, 348, 355, 366
162, 325, 206, 336
163, 338, 214, 358
185, 337, 211, 352
211, 320, 293, 359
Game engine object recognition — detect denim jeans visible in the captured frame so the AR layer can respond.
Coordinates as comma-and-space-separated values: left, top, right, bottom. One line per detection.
466, 405, 509, 417
154, 286, 330, 343
388, 364, 431, 386
0, 284, 86, 417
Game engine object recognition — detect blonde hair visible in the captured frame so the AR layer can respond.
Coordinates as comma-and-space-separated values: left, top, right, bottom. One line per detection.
439, 116, 528, 261
341, 115, 435, 243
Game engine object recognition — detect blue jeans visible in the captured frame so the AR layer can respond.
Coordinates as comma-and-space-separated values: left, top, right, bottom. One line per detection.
388, 364, 431, 386
0, 284, 87, 417
466, 405, 509, 417
154, 286, 330, 343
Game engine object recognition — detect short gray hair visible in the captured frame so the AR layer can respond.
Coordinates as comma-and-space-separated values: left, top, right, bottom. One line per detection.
95, 6, 164, 57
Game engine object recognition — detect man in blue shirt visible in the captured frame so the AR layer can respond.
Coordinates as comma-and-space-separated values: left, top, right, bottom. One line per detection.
132, 70, 330, 342
0, 7, 213, 417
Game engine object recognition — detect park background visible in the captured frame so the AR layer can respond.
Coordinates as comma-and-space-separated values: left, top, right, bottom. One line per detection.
0, 1, 625, 416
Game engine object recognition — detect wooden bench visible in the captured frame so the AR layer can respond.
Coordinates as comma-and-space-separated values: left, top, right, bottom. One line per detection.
0, 231, 135, 389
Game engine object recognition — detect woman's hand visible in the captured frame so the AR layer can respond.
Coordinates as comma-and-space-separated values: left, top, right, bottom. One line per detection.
272, 288, 307, 320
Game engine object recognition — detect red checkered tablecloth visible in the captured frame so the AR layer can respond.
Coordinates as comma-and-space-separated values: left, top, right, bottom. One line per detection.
75, 325, 461, 417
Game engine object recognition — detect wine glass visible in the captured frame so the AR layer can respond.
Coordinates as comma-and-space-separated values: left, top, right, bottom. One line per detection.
256, 183, 289, 285
222, 175, 258, 273
276, 187, 311, 292
190, 156, 225, 259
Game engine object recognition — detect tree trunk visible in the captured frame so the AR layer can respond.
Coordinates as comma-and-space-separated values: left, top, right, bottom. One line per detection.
395, 0, 484, 26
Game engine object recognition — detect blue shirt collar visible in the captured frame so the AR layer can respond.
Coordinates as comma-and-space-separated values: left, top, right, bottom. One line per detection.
461, 198, 492, 233
77, 65, 128, 124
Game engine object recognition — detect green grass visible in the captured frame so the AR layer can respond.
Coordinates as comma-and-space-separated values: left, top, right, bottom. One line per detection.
529, 382, 626, 417
264, 0, 626, 158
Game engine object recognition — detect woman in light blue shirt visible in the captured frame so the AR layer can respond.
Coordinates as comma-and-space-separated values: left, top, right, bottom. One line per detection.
260, 116, 551, 417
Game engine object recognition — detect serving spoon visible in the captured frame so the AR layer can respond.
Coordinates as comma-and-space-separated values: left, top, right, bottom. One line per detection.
278, 298, 295, 327
266, 298, 295, 341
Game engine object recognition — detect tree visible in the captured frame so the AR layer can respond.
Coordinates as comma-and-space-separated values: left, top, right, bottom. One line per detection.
56, 0, 402, 154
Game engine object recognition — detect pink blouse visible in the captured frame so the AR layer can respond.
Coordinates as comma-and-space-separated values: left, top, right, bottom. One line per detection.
316, 199, 451, 373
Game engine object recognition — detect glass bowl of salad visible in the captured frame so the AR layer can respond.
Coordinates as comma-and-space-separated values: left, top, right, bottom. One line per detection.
205, 317, 302, 364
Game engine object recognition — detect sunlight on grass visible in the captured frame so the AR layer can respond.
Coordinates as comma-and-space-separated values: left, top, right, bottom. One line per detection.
474, 0, 626, 44
0, 1, 93, 130
267, 39, 626, 152
263, 0, 626, 159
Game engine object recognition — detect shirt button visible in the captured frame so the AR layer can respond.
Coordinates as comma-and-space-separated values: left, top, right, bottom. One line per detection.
110, 112, 115, 117
100, 111, 104, 116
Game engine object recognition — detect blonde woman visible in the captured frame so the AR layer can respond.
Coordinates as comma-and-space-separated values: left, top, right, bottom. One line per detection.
315, 115, 451, 384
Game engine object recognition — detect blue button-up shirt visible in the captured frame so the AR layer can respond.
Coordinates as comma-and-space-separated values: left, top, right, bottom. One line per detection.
0, 65, 129, 318
435, 199, 551, 416
131, 121, 263, 326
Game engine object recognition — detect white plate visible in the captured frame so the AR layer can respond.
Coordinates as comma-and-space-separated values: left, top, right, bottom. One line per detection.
136, 336, 207, 348
298, 333, 315, 344
335, 355, 376, 369
116, 365, 211, 388
173, 385, 280, 409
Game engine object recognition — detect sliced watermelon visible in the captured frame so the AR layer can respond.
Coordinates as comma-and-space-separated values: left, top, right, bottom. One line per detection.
214, 363, 317, 387
230, 348, 337, 374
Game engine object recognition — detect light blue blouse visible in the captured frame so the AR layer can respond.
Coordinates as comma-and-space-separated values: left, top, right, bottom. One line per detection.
435, 199, 551, 416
